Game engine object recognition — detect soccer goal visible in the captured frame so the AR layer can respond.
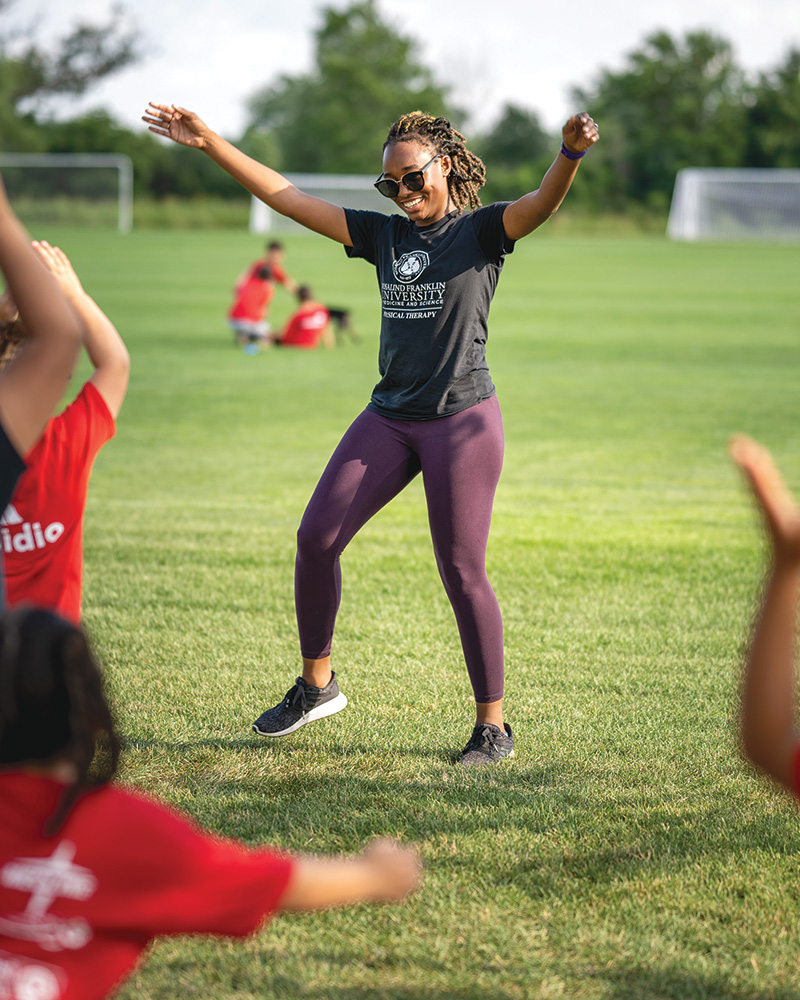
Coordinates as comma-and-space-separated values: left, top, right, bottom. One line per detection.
249, 173, 401, 234
668, 168, 800, 242
0, 153, 134, 233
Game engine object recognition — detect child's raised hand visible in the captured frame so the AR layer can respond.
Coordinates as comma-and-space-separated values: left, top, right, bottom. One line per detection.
31, 241, 84, 301
730, 435, 800, 566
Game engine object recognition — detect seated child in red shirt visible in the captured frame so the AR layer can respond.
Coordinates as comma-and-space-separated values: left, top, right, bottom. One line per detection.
277, 286, 333, 350
228, 265, 274, 348
238, 240, 298, 295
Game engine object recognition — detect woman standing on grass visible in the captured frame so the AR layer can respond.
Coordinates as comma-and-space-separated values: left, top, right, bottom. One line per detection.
143, 101, 598, 766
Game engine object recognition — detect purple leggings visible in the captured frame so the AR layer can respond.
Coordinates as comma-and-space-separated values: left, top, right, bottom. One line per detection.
295, 395, 505, 703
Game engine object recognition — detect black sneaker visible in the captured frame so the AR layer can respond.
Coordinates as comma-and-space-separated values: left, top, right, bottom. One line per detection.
458, 723, 514, 767
252, 673, 347, 737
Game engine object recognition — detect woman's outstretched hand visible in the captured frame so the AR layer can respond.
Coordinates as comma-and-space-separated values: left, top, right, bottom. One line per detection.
562, 113, 599, 154
142, 103, 211, 149
730, 435, 800, 567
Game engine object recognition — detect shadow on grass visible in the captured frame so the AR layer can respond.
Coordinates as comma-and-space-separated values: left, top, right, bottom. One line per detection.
273, 980, 793, 1000
123, 735, 452, 761
584, 961, 799, 1000
120, 741, 800, 895
269, 986, 518, 1000
119, 725, 800, 925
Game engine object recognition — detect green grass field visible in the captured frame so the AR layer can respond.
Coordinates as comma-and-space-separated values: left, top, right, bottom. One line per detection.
30, 222, 800, 999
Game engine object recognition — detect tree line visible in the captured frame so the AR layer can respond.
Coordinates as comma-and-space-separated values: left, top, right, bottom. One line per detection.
1, 0, 798, 212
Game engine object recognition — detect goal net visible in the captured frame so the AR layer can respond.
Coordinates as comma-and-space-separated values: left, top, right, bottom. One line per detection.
0, 153, 133, 232
668, 168, 800, 242
250, 173, 401, 234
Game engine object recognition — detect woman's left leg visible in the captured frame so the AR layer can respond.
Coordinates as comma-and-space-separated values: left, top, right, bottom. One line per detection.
414, 396, 507, 732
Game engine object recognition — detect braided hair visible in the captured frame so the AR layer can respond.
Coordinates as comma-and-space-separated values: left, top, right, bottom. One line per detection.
0, 608, 121, 835
384, 112, 486, 212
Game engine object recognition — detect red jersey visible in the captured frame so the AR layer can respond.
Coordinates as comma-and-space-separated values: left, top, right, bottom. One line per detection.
0, 773, 294, 1000
280, 304, 331, 349
244, 259, 290, 287
229, 274, 274, 322
1, 383, 115, 624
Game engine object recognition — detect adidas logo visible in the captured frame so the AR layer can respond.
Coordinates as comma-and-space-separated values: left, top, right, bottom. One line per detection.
0, 504, 65, 553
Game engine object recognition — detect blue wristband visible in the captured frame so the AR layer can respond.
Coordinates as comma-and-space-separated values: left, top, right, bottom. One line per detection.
560, 141, 587, 160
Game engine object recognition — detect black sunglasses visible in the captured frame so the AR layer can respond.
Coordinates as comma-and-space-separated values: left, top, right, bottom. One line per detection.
374, 154, 442, 199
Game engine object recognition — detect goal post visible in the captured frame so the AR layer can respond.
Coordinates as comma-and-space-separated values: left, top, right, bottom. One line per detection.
0, 153, 134, 233
668, 168, 800, 242
249, 173, 401, 234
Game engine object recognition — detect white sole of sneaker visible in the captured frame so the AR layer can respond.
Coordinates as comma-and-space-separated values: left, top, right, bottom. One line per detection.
252, 692, 348, 738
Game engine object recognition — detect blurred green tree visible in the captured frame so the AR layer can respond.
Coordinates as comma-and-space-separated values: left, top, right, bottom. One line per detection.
479, 104, 552, 168
40, 110, 243, 199
476, 103, 555, 203
245, 0, 452, 173
0, 1, 141, 151
745, 49, 800, 168
573, 30, 748, 209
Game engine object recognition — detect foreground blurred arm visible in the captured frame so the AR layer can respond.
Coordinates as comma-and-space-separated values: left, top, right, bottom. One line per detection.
730, 435, 800, 793
143, 103, 351, 246
32, 241, 130, 418
503, 114, 599, 241
280, 839, 421, 912
0, 181, 83, 454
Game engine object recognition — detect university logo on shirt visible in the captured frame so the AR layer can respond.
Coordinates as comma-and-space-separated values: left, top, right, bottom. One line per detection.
392, 251, 430, 284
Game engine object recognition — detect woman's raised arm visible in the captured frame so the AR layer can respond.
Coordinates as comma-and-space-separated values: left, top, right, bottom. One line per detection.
143, 103, 353, 246
502, 113, 599, 241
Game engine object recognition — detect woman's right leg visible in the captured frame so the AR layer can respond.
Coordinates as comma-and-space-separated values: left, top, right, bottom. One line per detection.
254, 410, 419, 737
295, 409, 420, 670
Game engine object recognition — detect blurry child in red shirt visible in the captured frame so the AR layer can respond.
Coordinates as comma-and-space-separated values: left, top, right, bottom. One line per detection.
228, 265, 274, 348
0, 607, 420, 1000
0, 242, 129, 624
238, 240, 297, 295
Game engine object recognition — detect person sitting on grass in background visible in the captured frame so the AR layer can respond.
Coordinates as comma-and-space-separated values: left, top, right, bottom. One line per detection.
276, 285, 334, 350
0, 606, 421, 1000
0, 180, 83, 594
730, 435, 800, 795
228, 264, 274, 350
238, 239, 298, 296
0, 241, 129, 625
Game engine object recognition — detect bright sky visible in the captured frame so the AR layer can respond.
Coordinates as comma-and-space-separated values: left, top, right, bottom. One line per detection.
8, 0, 800, 139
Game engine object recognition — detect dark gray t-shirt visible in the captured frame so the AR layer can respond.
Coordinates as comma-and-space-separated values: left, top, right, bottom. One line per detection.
344, 202, 515, 420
